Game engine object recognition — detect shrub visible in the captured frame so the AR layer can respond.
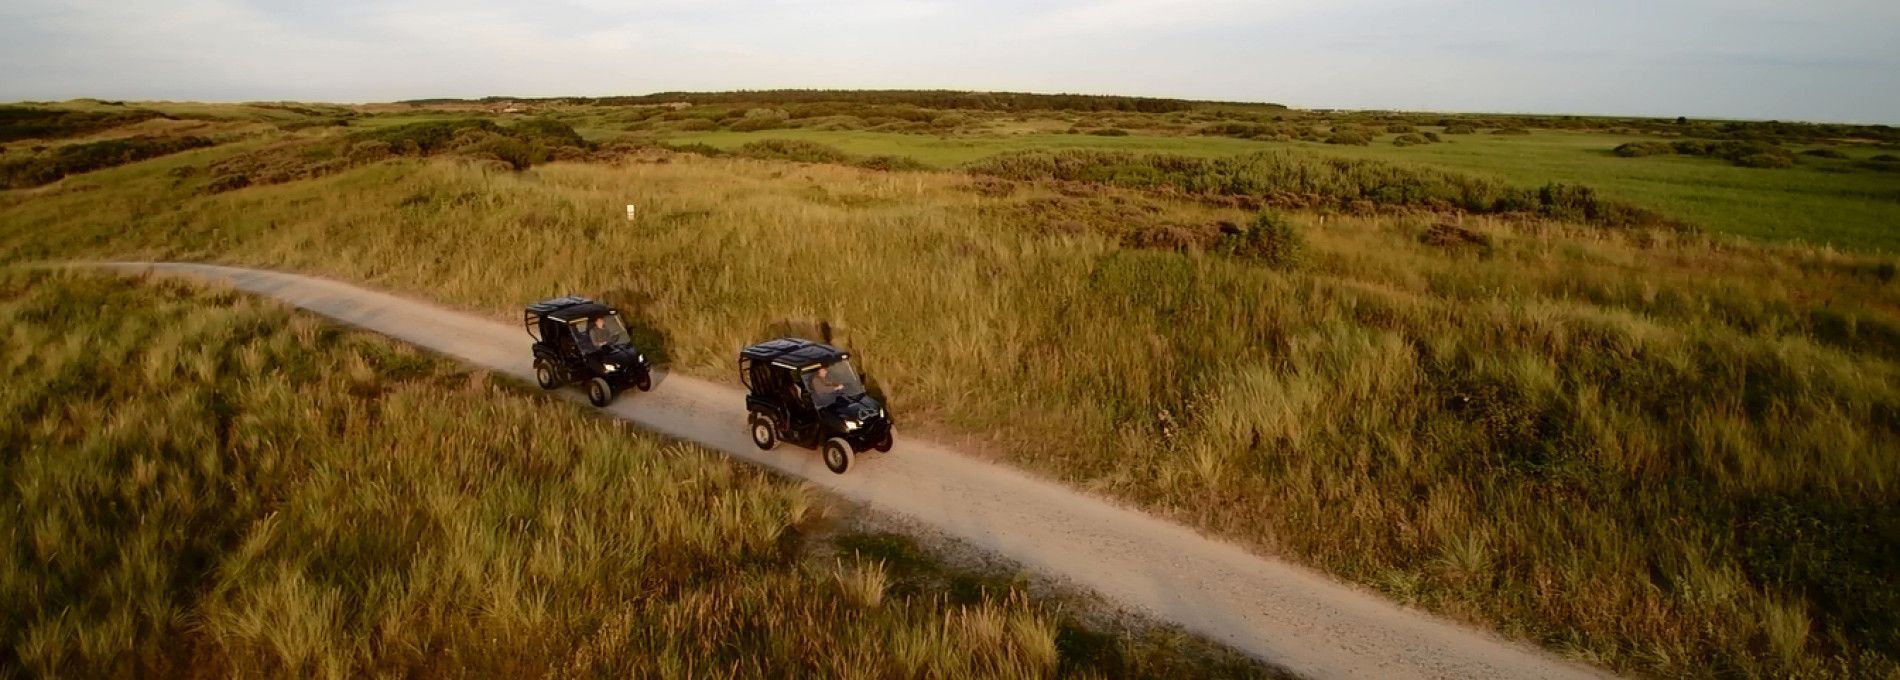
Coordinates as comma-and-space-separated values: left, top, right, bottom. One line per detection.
0, 106, 166, 142
1385, 124, 1417, 133
1326, 130, 1372, 146
1423, 132, 1442, 143
1392, 134, 1429, 147
657, 141, 727, 157
1613, 141, 1675, 157
1801, 148, 1848, 159
670, 118, 718, 132
1737, 153, 1794, 169
963, 149, 1686, 230
1443, 124, 1477, 134
0, 135, 216, 189
1087, 128, 1130, 136
345, 140, 393, 163
729, 108, 791, 132
734, 139, 851, 164
1214, 210, 1304, 268
1492, 127, 1532, 135
851, 154, 928, 172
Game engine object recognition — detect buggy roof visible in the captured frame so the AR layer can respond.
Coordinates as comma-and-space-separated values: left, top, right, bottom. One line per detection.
740, 337, 848, 369
526, 296, 614, 321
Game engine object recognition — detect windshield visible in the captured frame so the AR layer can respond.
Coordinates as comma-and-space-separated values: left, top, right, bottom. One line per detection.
572, 314, 631, 351
803, 359, 866, 407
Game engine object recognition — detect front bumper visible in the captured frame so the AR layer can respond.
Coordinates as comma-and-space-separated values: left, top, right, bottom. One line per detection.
843, 418, 893, 451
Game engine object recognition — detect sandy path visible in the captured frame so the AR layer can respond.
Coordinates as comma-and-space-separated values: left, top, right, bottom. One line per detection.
100, 262, 1608, 680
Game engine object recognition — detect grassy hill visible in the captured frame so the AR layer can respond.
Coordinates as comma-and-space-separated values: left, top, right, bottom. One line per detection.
0, 270, 1263, 678
2, 95, 1897, 677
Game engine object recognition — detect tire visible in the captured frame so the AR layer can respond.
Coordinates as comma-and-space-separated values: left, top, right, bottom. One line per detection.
749, 413, 779, 451
874, 432, 894, 453
635, 371, 652, 392
822, 437, 854, 475
587, 377, 614, 407
534, 359, 558, 389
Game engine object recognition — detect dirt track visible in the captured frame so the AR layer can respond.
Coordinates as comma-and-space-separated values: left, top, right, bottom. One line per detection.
102, 262, 1609, 680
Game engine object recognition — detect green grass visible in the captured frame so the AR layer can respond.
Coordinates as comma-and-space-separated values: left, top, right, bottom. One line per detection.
665, 128, 1900, 252
0, 269, 1265, 678
4, 147, 1896, 677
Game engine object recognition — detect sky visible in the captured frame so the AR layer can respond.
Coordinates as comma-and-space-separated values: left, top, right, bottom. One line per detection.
2, 0, 1897, 123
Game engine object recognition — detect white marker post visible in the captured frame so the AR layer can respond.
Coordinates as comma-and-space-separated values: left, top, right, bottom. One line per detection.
625, 204, 637, 221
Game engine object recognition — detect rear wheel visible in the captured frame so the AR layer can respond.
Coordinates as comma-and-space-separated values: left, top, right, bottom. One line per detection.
587, 377, 614, 407
749, 413, 779, 450
534, 359, 558, 389
822, 437, 854, 475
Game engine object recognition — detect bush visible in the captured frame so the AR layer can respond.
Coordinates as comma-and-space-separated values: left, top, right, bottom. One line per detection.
851, 155, 928, 172
1736, 153, 1794, 169
963, 149, 1686, 230
0, 135, 216, 189
1423, 132, 1442, 143
0, 106, 166, 142
1214, 211, 1304, 268
1491, 127, 1532, 135
1385, 124, 1417, 133
1392, 134, 1429, 147
1326, 130, 1372, 146
729, 108, 791, 132
1801, 148, 1849, 159
1443, 124, 1477, 134
1613, 141, 1675, 157
1087, 128, 1130, 136
734, 139, 851, 164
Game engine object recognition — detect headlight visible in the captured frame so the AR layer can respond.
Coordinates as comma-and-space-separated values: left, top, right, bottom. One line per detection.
636, 353, 645, 363
603, 363, 620, 373
843, 419, 861, 432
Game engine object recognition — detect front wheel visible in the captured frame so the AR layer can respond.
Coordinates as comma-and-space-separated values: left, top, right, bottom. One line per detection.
587, 377, 614, 407
534, 359, 558, 389
634, 370, 652, 392
822, 437, 855, 475
749, 413, 779, 451
874, 432, 894, 453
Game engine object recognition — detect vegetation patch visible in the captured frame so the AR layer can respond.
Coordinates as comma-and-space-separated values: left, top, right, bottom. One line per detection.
206, 118, 591, 192
0, 135, 216, 188
964, 149, 1686, 229
0, 105, 167, 142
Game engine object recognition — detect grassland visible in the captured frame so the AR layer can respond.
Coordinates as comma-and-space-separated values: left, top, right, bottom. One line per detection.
3, 96, 1898, 678
0, 269, 1263, 678
663, 127, 1900, 251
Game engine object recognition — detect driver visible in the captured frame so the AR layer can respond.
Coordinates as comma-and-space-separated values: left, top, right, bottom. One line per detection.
812, 365, 845, 398
581, 317, 610, 349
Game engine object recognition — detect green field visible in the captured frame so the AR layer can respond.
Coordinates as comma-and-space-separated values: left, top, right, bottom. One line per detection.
665, 128, 1900, 252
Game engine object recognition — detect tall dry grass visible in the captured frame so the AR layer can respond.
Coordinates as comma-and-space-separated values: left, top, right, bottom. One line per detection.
0, 270, 1263, 678
3, 145, 1898, 676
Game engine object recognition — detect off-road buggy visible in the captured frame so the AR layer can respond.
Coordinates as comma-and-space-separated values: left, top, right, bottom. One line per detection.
740, 337, 893, 474
525, 296, 652, 406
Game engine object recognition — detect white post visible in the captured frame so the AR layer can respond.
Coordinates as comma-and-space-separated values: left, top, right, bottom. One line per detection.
625, 204, 637, 221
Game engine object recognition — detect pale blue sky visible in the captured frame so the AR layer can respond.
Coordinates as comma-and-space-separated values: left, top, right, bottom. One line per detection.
3, 0, 1896, 122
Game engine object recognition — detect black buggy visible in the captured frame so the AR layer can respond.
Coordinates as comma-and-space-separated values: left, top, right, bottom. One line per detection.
740, 337, 894, 474
525, 296, 652, 407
